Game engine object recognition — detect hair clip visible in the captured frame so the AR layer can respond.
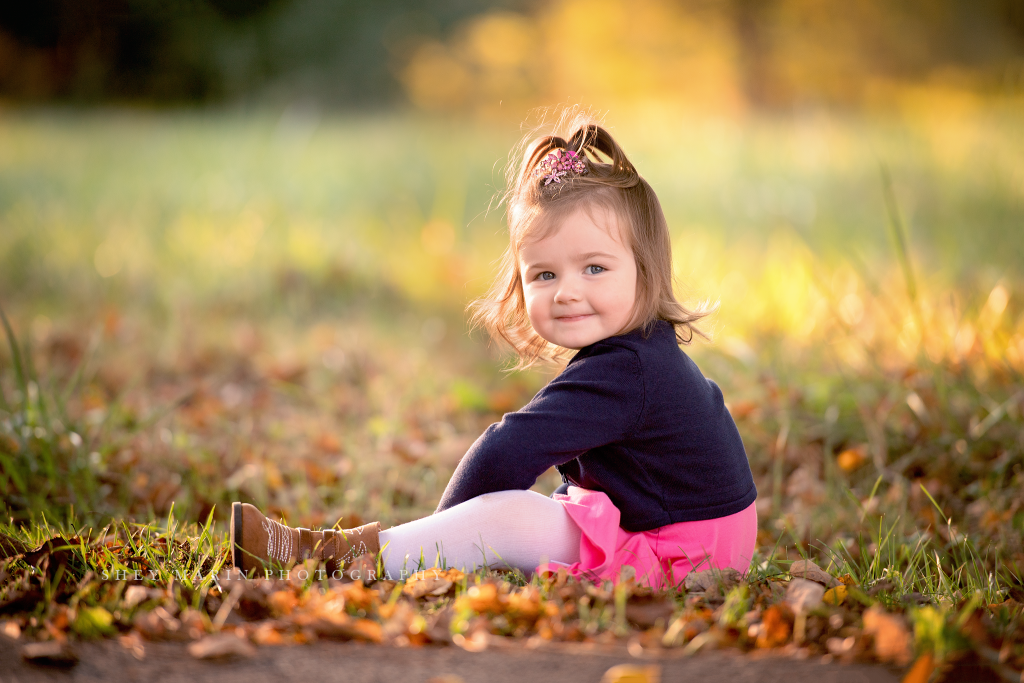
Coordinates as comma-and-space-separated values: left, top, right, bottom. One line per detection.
534, 149, 587, 186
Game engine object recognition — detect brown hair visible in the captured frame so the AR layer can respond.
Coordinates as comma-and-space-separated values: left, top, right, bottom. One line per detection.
470, 110, 712, 369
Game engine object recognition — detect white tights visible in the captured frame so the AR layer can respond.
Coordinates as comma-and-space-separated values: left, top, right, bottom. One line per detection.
378, 490, 582, 577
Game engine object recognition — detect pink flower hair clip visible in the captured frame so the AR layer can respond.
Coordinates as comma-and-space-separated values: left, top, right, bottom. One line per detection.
534, 148, 587, 185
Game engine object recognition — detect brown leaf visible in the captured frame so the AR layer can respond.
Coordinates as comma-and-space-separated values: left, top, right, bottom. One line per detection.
122, 585, 153, 610
336, 580, 380, 611
827, 635, 856, 656
789, 560, 841, 588
452, 630, 490, 652
343, 554, 379, 585
21, 641, 78, 667
134, 606, 188, 641
863, 605, 912, 666
267, 590, 298, 617
506, 587, 542, 622
2, 620, 22, 639
625, 599, 675, 629
786, 578, 825, 613
683, 568, 743, 594
0, 534, 29, 560
119, 631, 146, 660
455, 582, 506, 614
252, 622, 286, 646
404, 573, 455, 599
756, 605, 792, 648
24, 536, 81, 590
310, 615, 382, 642
187, 633, 256, 659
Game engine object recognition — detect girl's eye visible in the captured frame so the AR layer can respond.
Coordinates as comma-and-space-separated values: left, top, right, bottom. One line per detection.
585, 265, 605, 275
537, 271, 555, 281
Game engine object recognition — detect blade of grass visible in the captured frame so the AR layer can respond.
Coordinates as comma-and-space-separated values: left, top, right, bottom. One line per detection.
0, 303, 28, 403
879, 163, 918, 307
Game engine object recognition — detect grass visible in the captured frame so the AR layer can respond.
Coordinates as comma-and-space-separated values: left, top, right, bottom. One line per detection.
0, 107, 1022, 671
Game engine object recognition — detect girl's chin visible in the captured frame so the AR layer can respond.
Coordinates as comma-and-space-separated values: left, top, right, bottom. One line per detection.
549, 331, 605, 349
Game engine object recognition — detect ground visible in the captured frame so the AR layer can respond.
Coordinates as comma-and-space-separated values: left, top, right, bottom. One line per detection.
0, 636, 903, 683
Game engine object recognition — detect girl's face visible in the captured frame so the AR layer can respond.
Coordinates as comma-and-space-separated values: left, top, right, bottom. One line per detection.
519, 206, 637, 350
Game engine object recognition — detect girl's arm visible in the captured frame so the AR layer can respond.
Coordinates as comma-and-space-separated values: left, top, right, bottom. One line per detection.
435, 344, 644, 512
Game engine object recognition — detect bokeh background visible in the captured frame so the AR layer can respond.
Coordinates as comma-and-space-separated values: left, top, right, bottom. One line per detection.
1, 0, 1023, 566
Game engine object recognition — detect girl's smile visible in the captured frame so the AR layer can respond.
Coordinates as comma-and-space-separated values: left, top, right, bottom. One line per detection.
519, 206, 637, 350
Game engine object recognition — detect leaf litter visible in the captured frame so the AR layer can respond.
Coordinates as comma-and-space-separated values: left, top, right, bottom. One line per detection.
1, 273, 1024, 680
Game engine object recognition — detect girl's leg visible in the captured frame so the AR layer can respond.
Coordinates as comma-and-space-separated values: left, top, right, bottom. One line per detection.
379, 490, 581, 577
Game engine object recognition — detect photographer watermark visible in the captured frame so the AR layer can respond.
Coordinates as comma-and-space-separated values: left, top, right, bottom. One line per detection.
101, 567, 451, 583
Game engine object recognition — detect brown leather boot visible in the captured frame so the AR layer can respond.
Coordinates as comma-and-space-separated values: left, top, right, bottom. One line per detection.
230, 502, 381, 575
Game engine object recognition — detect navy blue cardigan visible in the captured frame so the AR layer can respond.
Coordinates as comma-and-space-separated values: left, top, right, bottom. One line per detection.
435, 320, 757, 532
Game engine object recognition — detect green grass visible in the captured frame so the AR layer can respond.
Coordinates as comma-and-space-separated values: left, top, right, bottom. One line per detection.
0, 109, 1023, 663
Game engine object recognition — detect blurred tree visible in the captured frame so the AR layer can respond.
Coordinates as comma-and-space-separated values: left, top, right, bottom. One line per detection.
0, 0, 524, 105
0, 0, 1020, 107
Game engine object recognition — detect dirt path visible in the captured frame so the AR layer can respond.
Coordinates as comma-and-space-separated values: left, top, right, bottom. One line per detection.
1, 638, 901, 683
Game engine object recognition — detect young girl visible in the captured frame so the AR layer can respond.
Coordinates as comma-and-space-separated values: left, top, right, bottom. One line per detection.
231, 115, 758, 589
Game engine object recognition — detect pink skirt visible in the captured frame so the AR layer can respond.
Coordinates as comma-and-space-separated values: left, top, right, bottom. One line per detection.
537, 486, 758, 589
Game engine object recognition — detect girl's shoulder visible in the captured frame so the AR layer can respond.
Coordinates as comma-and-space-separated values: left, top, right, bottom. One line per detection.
593, 319, 678, 355
568, 320, 682, 373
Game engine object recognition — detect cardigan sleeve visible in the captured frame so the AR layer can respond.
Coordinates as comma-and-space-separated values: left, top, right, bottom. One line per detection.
435, 342, 644, 512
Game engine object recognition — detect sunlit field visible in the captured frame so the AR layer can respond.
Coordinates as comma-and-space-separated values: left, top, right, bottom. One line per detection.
2, 107, 1023, 622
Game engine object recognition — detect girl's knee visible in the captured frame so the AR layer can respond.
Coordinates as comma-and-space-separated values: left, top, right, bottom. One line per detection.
470, 489, 548, 514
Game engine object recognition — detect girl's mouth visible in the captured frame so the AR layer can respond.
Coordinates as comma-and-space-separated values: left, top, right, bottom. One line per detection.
556, 314, 593, 323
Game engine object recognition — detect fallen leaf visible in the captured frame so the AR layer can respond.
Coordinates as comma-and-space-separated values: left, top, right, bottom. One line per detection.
24, 536, 81, 591
452, 630, 489, 652
21, 641, 78, 667
683, 568, 743, 594
268, 590, 298, 616
902, 651, 935, 683
310, 616, 382, 642
756, 605, 792, 648
863, 605, 913, 666
343, 554, 378, 584
134, 606, 187, 641
786, 578, 825, 613
827, 636, 856, 656
823, 585, 848, 605
0, 533, 29, 559
252, 622, 286, 645
837, 446, 867, 472
404, 575, 454, 599
2, 620, 22, 639
123, 585, 151, 610
456, 583, 506, 614
119, 631, 146, 660
337, 580, 379, 611
601, 664, 662, 683
625, 598, 675, 629
187, 633, 256, 659
789, 560, 841, 588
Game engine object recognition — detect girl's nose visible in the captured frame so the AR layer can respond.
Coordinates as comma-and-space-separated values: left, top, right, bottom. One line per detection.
554, 277, 582, 303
